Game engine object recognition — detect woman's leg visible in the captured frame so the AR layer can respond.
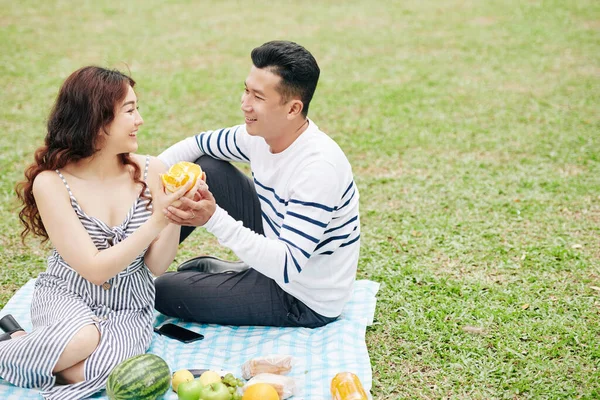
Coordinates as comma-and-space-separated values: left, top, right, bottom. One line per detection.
0, 330, 26, 342
54, 360, 85, 385
52, 324, 100, 380
0, 314, 26, 340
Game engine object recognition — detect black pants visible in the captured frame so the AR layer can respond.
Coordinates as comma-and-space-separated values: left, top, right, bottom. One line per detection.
154, 156, 337, 328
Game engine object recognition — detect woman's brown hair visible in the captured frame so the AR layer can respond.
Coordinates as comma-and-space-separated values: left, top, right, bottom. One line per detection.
16, 66, 150, 242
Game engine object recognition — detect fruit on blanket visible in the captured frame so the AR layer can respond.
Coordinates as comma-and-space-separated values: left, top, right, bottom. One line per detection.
161, 161, 204, 193
330, 372, 368, 400
198, 381, 232, 400
222, 373, 244, 388
106, 354, 171, 400
242, 383, 279, 400
177, 378, 205, 400
222, 373, 245, 400
172, 369, 195, 392
199, 370, 222, 386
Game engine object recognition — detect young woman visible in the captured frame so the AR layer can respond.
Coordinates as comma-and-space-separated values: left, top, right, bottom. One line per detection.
0, 66, 194, 399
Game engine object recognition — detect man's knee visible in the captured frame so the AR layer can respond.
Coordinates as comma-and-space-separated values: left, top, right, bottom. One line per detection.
154, 272, 184, 315
154, 272, 173, 301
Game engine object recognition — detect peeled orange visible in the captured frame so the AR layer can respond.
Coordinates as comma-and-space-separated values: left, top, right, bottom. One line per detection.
161, 161, 204, 193
242, 383, 279, 400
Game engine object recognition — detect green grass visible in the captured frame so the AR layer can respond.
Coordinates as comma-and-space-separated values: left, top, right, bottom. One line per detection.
1, 0, 599, 398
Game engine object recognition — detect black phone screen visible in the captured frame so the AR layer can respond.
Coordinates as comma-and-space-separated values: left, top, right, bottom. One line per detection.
154, 323, 204, 343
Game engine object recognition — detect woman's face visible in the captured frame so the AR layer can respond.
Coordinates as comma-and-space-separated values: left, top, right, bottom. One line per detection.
103, 85, 144, 154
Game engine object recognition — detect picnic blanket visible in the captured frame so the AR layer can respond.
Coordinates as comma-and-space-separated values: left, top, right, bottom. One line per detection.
0, 279, 379, 399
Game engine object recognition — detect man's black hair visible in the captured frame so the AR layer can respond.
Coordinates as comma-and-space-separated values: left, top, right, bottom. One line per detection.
251, 40, 320, 117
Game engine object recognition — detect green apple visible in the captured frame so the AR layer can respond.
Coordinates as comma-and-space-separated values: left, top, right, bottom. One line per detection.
198, 381, 232, 400
177, 379, 205, 400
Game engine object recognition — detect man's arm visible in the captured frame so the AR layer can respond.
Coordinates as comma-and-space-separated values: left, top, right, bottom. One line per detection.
159, 125, 251, 167
167, 161, 347, 284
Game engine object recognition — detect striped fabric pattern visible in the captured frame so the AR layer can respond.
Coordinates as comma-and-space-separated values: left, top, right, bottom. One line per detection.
253, 173, 360, 283
0, 156, 156, 400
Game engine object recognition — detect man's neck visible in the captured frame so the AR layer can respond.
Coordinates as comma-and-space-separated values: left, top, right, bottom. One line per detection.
269, 118, 309, 154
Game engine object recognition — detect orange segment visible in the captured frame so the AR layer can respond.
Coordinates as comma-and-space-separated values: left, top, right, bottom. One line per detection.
161, 161, 203, 193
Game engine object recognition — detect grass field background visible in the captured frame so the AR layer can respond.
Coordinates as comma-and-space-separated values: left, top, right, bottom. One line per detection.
1, 1, 599, 398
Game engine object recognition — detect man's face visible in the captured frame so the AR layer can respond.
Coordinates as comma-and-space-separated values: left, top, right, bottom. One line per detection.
241, 66, 290, 141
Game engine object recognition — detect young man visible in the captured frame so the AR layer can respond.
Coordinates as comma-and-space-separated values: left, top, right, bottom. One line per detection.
155, 40, 360, 328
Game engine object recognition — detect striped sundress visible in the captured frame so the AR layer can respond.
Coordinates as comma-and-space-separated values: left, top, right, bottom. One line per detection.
0, 156, 156, 400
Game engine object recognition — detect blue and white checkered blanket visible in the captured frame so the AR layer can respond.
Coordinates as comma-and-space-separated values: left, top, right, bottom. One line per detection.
0, 279, 379, 399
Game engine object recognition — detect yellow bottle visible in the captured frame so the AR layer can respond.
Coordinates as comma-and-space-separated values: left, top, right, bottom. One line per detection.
331, 372, 368, 400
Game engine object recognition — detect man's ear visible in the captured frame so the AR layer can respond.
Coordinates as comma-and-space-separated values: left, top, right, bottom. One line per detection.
287, 99, 304, 119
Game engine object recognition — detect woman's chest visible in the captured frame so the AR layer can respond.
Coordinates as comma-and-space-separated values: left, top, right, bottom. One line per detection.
71, 180, 142, 227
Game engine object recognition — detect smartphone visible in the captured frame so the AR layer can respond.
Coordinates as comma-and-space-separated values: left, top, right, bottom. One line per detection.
154, 323, 204, 343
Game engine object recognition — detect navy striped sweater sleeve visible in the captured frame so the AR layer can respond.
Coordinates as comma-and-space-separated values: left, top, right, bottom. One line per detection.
158, 125, 249, 167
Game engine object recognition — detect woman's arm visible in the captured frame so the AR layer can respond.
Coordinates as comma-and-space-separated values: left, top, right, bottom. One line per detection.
33, 168, 190, 285
144, 224, 180, 276
143, 157, 182, 276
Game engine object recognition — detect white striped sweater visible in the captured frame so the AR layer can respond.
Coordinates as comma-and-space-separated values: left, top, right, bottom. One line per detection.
159, 120, 360, 317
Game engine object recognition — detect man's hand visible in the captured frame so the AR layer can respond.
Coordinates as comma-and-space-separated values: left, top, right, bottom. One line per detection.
163, 180, 217, 226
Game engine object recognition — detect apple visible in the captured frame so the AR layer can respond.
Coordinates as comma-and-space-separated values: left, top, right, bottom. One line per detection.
177, 379, 205, 400
199, 370, 222, 386
172, 369, 195, 392
198, 381, 232, 400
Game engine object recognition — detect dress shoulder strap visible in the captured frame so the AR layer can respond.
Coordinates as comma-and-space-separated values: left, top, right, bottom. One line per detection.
143, 155, 150, 182
55, 169, 75, 198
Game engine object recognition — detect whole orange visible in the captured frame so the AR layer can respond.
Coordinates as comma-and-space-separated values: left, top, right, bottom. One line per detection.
242, 382, 279, 400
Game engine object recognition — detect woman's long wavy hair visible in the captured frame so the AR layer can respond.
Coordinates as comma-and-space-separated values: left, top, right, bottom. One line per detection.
16, 66, 150, 242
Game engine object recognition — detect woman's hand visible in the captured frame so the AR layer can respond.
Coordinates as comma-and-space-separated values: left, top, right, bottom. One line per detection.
166, 174, 204, 210
149, 177, 194, 228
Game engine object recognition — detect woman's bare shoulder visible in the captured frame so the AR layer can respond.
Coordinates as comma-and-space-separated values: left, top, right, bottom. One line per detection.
32, 170, 69, 199
33, 169, 63, 189
129, 153, 166, 173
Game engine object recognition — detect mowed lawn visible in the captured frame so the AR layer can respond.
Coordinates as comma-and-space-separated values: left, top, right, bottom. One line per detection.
1, 1, 599, 398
